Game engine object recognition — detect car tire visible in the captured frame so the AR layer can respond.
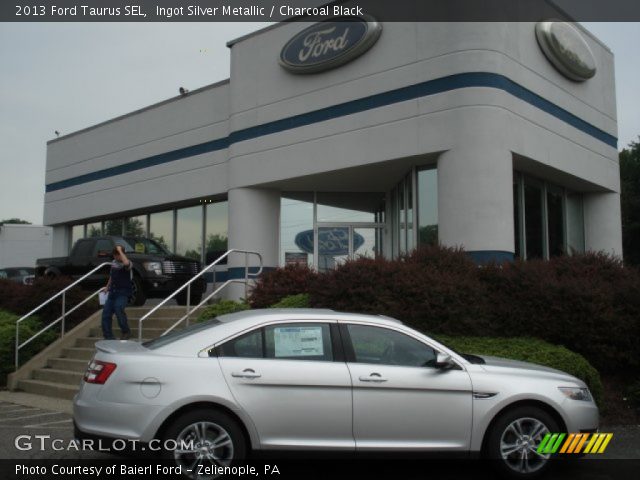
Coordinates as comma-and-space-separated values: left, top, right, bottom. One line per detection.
162, 409, 246, 473
129, 275, 146, 306
485, 406, 559, 479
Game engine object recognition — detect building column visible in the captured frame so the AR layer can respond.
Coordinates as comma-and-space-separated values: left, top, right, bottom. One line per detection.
437, 145, 514, 262
583, 191, 623, 257
226, 187, 280, 300
51, 225, 71, 256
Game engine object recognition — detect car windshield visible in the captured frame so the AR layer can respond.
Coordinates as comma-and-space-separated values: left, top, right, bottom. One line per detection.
119, 237, 171, 255
142, 319, 221, 350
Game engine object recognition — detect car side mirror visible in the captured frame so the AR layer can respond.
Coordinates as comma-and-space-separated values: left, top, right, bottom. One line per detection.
435, 352, 455, 369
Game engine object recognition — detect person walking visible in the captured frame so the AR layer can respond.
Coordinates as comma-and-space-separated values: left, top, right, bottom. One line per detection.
100, 244, 133, 340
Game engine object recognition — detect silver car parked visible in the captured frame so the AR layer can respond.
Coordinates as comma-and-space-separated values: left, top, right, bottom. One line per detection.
73, 309, 598, 477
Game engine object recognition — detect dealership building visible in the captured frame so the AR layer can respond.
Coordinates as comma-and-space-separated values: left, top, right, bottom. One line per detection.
43, 20, 621, 296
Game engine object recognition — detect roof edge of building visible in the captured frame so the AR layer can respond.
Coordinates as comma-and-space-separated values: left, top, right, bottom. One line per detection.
47, 78, 230, 146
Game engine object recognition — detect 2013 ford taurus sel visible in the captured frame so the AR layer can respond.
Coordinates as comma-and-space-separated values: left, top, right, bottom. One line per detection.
73, 309, 598, 477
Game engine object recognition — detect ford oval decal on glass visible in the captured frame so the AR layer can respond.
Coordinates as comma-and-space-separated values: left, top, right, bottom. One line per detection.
294, 228, 365, 256
280, 16, 382, 74
535, 21, 596, 81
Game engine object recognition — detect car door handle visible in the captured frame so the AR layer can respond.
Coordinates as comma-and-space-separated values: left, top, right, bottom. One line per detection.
231, 369, 261, 379
359, 373, 387, 383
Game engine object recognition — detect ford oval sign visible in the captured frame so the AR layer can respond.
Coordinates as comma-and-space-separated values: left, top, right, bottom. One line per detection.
535, 21, 596, 81
294, 228, 365, 256
280, 16, 382, 74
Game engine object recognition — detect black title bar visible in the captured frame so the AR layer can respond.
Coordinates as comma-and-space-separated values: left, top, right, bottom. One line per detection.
3, 0, 640, 22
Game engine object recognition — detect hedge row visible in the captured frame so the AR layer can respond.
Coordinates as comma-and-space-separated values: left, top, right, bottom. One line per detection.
248, 246, 640, 373
0, 309, 57, 385
0, 277, 100, 332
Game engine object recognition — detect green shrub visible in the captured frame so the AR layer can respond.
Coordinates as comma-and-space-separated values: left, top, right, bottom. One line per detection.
197, 300, 249, 322
0, 309, 57, 386
270, 294, 310, 308
435, 335, 604, 407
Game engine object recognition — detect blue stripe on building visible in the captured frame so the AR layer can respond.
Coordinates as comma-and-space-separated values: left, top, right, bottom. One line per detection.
46, 72, 617, 193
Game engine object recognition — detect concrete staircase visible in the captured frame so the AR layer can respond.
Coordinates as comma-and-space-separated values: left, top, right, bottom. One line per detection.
8, 307, 193, 401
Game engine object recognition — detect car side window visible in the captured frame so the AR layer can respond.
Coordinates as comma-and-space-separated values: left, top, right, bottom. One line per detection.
218, 329, 264, 358
346, 324, 437, 368
264, 323, 333, 362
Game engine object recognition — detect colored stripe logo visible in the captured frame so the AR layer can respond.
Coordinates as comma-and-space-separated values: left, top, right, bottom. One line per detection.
537, 433, 613, 454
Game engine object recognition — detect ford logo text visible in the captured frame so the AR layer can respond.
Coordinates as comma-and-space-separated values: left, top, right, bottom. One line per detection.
280, 16, 382, 74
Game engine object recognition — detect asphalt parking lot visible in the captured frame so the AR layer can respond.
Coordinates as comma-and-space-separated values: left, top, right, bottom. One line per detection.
0, 397, 638, 479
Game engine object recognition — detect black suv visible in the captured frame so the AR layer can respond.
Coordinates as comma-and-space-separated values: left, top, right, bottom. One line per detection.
36, 236, 206, 306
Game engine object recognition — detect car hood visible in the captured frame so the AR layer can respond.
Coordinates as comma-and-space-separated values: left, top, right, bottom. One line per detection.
478, 355, 572, 377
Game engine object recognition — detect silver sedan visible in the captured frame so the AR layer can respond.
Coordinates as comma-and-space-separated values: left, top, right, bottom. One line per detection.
73, 309, 599, 477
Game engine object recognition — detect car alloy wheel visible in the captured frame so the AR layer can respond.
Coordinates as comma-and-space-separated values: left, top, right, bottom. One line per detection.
163, 409, 246, 479
174, 421, 234, 469
499, 417, 550, 474
486, 406, 559, 478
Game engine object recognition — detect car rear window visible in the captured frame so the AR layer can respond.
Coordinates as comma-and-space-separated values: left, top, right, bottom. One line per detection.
143, 318, 221, 349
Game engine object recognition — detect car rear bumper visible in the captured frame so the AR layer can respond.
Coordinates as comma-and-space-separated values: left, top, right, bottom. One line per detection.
73, 385, 164, 443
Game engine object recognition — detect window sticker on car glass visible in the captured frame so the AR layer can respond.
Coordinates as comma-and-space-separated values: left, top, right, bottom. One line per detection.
135, 242, 145, 253
274, 326, 324, 357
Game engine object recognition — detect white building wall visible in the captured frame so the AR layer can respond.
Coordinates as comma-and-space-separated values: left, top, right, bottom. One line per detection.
0, 225, 53, 268
41, 21, 622, 262
44, 81, 231, 226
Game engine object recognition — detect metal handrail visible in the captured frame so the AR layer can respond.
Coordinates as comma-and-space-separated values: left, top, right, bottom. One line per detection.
14, 262, 111, 369
161, 279, 250, 336
137, 249, 263, 342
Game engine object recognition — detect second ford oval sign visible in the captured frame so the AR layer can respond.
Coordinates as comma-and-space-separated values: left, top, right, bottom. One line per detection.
535, 21, 596, 81
280, 16, 382, 74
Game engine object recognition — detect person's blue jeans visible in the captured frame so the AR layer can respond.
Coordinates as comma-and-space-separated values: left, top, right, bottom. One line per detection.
101, 291, 131, 339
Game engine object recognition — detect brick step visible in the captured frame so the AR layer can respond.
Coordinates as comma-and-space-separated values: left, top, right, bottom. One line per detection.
74, 337, 102, 348
17, 379, 79, 400
61, 347, 95, 360
32, 368, 84, 385
89, 327, 169, 338
47, 357, 90, 372
119, 317, 186, 329
126, 307, 206, 321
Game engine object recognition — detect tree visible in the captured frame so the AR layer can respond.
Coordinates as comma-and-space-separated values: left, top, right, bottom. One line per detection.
205, 233, 228, 263
206, 233, 228, 252
124, 217, 145, 237
620, 139, 640, 265
0, 218, 31, 226
150, 234, 170, 251
103, 219, 124, 236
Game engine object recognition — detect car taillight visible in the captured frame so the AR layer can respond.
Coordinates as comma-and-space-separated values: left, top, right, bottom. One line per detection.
83, 360, 117, 384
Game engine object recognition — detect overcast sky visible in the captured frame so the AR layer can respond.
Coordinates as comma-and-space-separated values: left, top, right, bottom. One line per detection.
0, 22, 638, 224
